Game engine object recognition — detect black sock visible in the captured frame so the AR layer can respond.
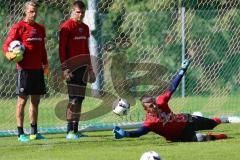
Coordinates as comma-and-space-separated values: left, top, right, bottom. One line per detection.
67, 122, 73, 133
73, 121, 79, 133
17, 127, 24, 137
205, 135, 216, 141
30, 123, 37, 135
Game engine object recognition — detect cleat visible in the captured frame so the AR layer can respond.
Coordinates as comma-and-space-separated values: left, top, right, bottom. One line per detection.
30, 133, 46, 140
18, 134, 29, 142
66, 131, 87, 139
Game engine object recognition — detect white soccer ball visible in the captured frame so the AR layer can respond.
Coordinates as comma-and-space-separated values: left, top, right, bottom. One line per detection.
8, 40, 25, 53
112, 98, 130, 116
140, 151, 161, 160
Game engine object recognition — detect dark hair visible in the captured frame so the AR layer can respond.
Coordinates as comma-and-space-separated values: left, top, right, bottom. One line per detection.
73, 1, 86, 9
140, 95, 155, 104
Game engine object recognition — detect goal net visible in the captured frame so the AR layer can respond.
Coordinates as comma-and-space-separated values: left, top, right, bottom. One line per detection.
0, 0, 239, 136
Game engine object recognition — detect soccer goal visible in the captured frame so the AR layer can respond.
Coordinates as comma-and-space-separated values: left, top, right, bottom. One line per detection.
0, 0, 240, 136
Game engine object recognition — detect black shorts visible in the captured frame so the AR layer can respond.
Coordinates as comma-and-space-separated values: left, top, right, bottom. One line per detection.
16, 69, 46, 95
177, 114, 218, 142
67, 66, 88, 103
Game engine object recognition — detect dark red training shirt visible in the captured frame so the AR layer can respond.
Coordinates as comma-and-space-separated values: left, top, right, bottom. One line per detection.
144, 90, 188, 141
59, 19, 92, 71
2, 21, 48, 69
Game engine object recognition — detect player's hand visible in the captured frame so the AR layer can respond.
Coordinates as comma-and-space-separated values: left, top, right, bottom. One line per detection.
62, 69, 73, 80
43, 65, 50, 79
181, 59, 190, 70
88, 70, 96, 83
113, 126, 126, 139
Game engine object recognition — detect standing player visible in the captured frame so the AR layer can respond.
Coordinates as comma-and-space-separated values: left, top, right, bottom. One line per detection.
2, 1, 49, 142
113, 59, 227, 142
59, 1, 96, 139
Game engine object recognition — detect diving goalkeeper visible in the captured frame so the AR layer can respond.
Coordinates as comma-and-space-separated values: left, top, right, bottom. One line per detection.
113, 59, 227, 142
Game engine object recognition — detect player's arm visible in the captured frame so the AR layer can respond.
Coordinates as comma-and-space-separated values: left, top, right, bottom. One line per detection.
59, 25, 72, 80
169, 59, 190, 94
42, 27, 49, 76
86, 38, 93, 71
59, 26, 69, 70
86, 28, 96, 83
156, 59, 190, 105
113, 126, 150, 139
2, 24, 19, 60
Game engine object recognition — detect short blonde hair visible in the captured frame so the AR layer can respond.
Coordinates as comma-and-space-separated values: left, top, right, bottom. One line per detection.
24, 1, 39, 10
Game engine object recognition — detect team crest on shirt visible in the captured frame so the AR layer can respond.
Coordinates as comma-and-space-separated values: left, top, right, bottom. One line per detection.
79, 28, 83, 33
31, 29, 37, 35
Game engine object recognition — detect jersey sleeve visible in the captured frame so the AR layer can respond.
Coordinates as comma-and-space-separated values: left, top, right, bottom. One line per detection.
156, 90, 172, 105
2, 24, 20, 53
59, 25, 69, 69
41, 27, 48, 66
168, 69, 186, 94
125, 126, 150, 138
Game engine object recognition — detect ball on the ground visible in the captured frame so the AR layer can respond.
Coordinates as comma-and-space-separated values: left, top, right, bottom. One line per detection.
140, 151, 161, 160
112, 98, 130, 116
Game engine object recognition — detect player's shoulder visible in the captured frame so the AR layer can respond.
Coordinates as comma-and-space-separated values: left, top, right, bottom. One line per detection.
60, 19, 73, 28
11, 21, 25, 29
81, 22, 89, 29
80, 22, 90, 33
32, 22, 46, 34
156, 92, 170, 105
34, 22, 45, 29
144, 114, 156, 127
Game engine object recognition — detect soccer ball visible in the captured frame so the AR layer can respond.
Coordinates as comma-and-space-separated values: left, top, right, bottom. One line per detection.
8, 40, 25, 53
140, 151, 161, 160
8, 40, 25, 62
112, 98, 130, 116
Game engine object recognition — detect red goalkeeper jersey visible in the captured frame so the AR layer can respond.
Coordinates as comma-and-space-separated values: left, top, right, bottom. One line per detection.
59, 19, 92, 71
143, 90, 188, 141
2, 21, 48, 69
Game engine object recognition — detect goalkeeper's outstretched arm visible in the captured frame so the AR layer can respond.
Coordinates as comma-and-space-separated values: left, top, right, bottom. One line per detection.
169, 59, 190, 94
125, 126, 150, 138
113, 126, 150, 139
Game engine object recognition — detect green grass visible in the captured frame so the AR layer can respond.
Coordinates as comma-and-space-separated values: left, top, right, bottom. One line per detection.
0, 123, 239, 160
1, 95, 240, 131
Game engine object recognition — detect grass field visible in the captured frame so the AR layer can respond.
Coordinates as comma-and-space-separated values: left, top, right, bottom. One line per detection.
0, 95, 240, 159
1, 95, 240, 131
0, 123, 239, 160
1, 95, 240, 159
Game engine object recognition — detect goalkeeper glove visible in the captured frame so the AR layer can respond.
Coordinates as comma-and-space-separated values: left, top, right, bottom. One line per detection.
113, 126, 127, 139
43, 65, 49, 75
5, 50, 23, 62
43, 65, 50, 80
181, 59, 190, 70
